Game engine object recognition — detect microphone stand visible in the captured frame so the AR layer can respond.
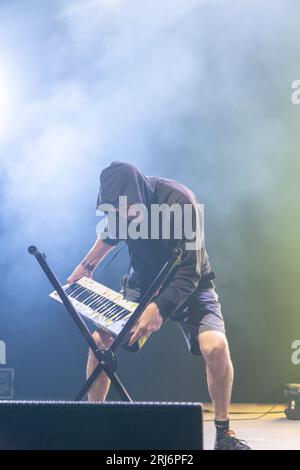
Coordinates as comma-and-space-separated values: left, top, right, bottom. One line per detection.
28, 245, 182, 401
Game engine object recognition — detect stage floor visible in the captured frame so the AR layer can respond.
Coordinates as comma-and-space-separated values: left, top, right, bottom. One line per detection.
203, 403, 300, 450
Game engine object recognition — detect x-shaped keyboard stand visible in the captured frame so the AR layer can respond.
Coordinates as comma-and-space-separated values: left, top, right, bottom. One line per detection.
28, 245, 182, 401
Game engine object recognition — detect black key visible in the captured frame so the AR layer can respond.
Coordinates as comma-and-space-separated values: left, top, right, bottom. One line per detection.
84, 293, 102, 307
75, 288, 94, 302
66, 283, 82, 296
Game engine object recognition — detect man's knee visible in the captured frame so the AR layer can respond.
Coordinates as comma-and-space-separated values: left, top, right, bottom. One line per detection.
88, 330, 114, 362
199, 331, 230, 363
92, 330, 114, 348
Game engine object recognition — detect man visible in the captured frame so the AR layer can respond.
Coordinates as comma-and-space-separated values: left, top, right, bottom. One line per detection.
68, 161, 250, 450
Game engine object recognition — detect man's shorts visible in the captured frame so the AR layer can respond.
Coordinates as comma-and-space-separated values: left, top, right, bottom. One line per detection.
120, 275, 225, 356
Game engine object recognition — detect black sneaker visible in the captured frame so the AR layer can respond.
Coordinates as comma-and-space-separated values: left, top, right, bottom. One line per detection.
214, 430, 251, 450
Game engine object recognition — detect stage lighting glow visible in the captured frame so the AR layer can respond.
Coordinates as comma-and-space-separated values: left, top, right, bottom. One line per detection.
0, 60, 19, 141
98, 0, 125, 6
0, 76, 11, 128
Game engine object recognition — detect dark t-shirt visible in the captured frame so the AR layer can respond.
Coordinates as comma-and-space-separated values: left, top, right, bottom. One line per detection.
100, 176, 215, 320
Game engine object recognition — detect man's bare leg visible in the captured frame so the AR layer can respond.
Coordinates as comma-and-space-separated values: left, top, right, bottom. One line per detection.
87, 330, 114, 402
198, 330, 233, 420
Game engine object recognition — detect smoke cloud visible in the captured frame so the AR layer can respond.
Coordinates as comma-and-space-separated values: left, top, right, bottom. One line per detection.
0, 0, 300, 401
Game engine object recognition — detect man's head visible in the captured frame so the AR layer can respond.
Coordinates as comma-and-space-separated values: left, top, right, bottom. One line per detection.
97, 161, 154, 220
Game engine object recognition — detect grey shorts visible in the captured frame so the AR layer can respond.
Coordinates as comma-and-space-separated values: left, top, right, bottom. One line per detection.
120, 275, 225, 356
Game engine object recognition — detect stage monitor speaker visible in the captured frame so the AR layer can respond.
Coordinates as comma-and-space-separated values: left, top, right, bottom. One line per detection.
0, 400, 203, 450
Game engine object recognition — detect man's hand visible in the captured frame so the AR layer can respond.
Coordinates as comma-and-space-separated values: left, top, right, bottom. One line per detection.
67, 263, 93, 284
129, 302, 163, 346
67, 239, 114, 284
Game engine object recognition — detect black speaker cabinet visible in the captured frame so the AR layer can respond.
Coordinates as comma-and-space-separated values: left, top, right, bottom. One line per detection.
0, 401, 202, 450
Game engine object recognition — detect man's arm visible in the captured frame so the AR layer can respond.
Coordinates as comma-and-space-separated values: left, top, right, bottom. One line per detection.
129, 240, 201, 346
67, 238, 115, 284
153, 201, 202, 319
129, 200, 203, 345
153, 242, 201, 319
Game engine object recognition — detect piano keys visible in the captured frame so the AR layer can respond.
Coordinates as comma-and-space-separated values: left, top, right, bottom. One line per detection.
49, 276, 138, 337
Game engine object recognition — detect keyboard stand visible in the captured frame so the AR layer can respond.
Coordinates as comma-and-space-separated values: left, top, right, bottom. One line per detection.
28, 245, 182, 402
